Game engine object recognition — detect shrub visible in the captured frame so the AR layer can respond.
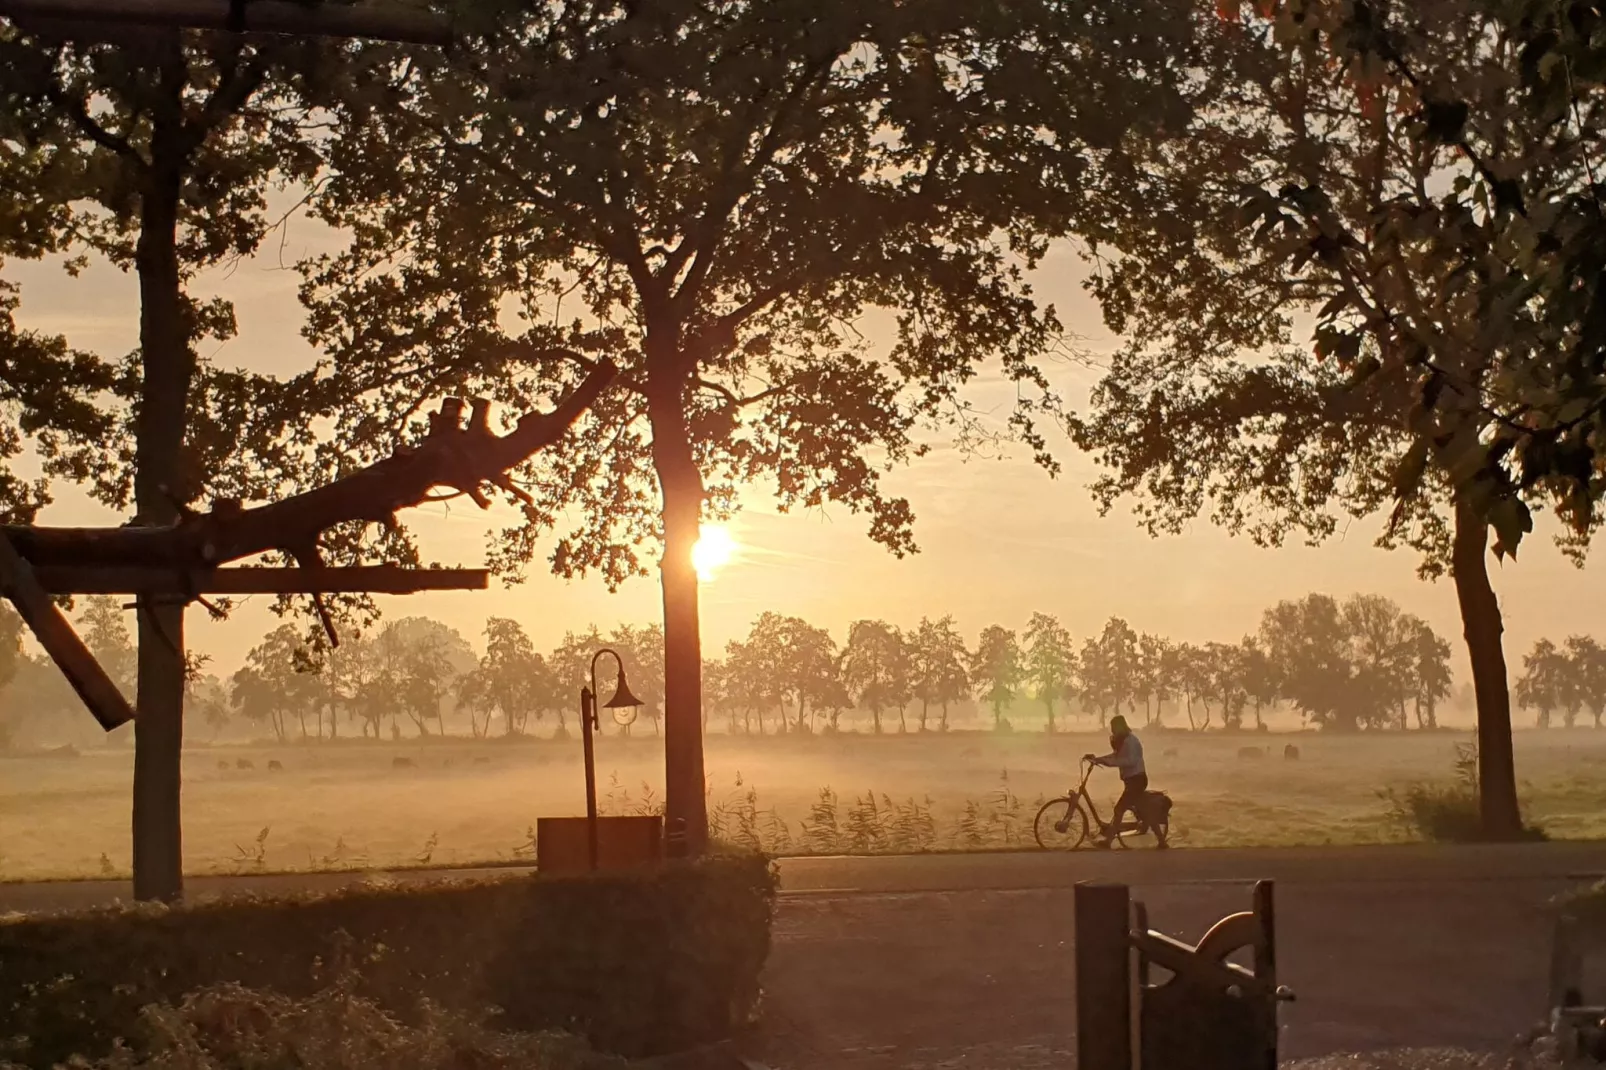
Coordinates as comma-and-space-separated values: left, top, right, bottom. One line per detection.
1380, 741, 1546, 843
0, 977, 619, 1070
0, 855, 775, 1068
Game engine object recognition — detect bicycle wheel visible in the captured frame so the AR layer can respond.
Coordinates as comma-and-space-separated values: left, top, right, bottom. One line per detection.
1033, 796, 1089, 850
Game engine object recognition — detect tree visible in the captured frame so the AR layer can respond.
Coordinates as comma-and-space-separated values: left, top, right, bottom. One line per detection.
911, 615, 969, 732
1342, 595, 1415, 731
1566, 636, 1606, 730
305, 0, 1201, 848
1516, 639, 1572, 730
231, 625, 321, 743
1079, 618, 1141, 728
1238, 637, 1279, 731
1024, 613, 1075, 732
607, 623, 666, 736
1259, 595, 1364, 732
79, 596, 135, 699
1204, 641, 1249, 731
1407, 618, 1453, 731
840, 620, 910, 735
458, 617, 544, 737
0, 16, 360, 899
777, 617, 841, 734
1138, 633, 1179, 727
186, 674, 230, 742
1068, 0, 1572, 834
968, 625, 1022, 731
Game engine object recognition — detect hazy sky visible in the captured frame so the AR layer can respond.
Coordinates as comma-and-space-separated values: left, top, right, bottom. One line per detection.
9, 209, 1606, 683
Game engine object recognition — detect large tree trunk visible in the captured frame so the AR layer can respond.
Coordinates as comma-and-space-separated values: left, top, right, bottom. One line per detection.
649, 369, 708, 855
131, 67, 190, 904
1451, 494, 1524, 840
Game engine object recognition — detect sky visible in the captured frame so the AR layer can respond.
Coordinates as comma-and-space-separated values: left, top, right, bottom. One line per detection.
8, 209, 1606, 684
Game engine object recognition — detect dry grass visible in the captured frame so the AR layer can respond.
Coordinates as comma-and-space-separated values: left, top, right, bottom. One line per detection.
0, 975, 618, 1070
4, 726, 1605, 880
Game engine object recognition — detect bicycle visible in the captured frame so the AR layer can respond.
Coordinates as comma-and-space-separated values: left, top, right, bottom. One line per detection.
1033, 756, 1171, 850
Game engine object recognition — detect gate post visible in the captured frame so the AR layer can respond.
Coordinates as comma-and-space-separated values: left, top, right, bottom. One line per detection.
1075, 881, 1134, 1070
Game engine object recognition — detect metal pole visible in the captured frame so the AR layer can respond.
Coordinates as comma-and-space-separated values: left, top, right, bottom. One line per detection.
581, 684, 598, 872
1075, 881, 1135, 1070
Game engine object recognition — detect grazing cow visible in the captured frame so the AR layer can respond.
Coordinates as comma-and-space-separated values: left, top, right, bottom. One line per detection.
959, 746, 982, 759
1237, 746, 1265, 760
1284, 744, 1300, 760
473, 756, 490, 765
443, 758, 454, 768
217, 759, 230, 770
236, 758, 255, 770
267, 759, 284, 771
1162, 747, 1179, 759
393, 756, 417, 769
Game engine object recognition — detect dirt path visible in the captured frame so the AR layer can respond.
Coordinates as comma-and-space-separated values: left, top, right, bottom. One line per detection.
746, 877, 1572, 1069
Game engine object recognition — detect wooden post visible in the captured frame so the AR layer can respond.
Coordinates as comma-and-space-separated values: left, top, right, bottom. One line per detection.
1076, 881, 1135, 1070
0, 532, 134, 731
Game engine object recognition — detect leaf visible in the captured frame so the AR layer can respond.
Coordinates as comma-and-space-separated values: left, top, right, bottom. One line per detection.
1421, 99, 1470, 144
1489, 496, 1533, 561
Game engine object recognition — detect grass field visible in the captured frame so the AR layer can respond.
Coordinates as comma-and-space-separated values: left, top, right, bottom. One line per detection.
4, 726, 1605, 881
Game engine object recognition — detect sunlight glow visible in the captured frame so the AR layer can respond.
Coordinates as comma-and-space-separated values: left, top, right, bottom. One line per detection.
692, 525, 738, 582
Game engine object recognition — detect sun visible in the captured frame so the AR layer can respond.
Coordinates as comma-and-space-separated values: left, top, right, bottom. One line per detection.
691, 524, 738, 582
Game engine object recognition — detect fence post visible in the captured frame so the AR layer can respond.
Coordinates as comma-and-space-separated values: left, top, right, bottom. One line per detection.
1075, 881, 1134, 1070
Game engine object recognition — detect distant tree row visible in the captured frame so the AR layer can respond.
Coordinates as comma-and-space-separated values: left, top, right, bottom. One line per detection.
1515, 637, 1606, 729
0, 589, 1464, 747
706, 592, 1453, 736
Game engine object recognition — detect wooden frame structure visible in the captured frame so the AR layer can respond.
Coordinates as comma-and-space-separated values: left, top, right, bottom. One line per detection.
0, 365, 615, 735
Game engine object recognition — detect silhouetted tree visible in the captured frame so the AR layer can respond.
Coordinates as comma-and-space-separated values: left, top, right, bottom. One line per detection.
1070, 0, 1562, 835
842, 620, 911, 735
1517, 639, 1572, 729
0, 19, 361, 899
1024, 613, 1075, 733
911, 616, 969, 732
1566, 636, 1606, 730
231, 625, 322, 743
306, 0, 1200, 847
968, 626, 1023, 731
458, 618, 545, 737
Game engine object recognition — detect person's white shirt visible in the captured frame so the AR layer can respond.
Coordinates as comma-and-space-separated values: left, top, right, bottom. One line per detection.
1112, 733, 1145, 779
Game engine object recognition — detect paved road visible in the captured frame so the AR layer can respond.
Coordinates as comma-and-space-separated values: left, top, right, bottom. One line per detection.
5, 844, 1603, 1069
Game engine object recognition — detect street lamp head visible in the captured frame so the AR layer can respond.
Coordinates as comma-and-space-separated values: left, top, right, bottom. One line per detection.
603, 671, 642, 726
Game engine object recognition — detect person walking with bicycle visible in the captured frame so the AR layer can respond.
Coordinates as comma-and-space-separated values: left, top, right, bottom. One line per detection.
1084, 714, 1147, 848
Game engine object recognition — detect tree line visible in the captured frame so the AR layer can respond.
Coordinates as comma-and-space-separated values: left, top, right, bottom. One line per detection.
1516, 637, 1606, 729
0, 590, 1479, 747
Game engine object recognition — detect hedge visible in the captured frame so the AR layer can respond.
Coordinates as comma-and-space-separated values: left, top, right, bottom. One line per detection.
0, 854, 776, 1068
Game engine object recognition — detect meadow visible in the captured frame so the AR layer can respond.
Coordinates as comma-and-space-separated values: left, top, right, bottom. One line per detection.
4, 725, 1605, 881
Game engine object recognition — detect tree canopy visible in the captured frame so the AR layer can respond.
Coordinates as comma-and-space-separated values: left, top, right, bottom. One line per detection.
301, 0, 1201, 845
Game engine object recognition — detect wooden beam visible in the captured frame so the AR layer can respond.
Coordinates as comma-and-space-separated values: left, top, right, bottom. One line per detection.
0, 533, 135, 732
30, 565, 490, 595
0, 0, 453, 45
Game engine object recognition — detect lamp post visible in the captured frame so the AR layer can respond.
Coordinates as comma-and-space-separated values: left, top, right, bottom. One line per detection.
580, 648, 642, 871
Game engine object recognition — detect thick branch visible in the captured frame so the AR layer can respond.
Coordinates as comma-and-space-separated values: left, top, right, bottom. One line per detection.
5, 358, 616, 570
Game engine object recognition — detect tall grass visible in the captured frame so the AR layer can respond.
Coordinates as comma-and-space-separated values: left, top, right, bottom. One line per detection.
1379, 742, 1547, 843
601, 770, 1052, 855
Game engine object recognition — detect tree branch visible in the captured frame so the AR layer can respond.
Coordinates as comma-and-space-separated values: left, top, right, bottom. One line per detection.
5, 359, 617, 570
